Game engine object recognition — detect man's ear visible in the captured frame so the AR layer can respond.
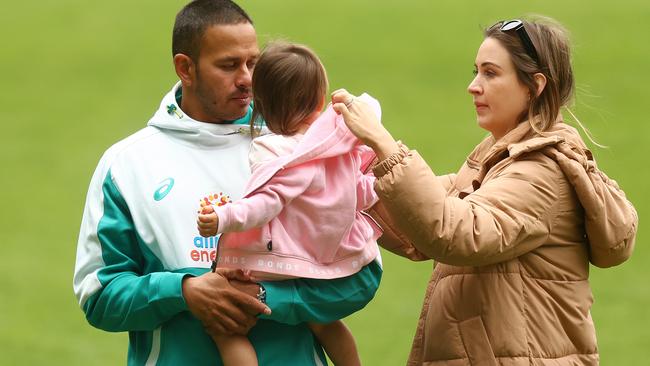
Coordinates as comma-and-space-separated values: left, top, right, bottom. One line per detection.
533, 72, 547, 97
174, 54, 196, 87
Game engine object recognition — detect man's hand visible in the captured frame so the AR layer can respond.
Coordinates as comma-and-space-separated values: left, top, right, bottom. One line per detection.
182, 268, 270, 336
197, 205, 219, 237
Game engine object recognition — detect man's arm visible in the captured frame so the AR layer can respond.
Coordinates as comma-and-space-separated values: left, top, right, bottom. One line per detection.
74, 167, 265, 333
74, 168, 186, 331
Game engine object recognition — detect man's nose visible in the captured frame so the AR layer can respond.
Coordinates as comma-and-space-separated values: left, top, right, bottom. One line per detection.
236, 65, 252, 89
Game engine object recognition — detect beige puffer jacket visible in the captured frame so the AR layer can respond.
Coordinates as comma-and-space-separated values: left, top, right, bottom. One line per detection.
369, 121, 637, 365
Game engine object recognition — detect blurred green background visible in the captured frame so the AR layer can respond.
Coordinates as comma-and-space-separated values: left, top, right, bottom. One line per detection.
1, 0, 647, 364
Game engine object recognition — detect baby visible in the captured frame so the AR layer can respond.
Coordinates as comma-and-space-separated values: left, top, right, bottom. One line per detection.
197, 41, 382, 366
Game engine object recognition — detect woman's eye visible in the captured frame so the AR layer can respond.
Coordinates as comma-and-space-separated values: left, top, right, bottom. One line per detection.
472, 69, 478, 76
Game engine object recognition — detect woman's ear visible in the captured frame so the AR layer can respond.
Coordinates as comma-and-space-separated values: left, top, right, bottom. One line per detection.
174, 54, 196, 87
533, 72, 547, 97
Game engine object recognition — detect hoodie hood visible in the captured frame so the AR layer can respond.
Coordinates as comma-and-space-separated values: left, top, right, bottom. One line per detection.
288, 93, 381, 167
471, 120, 637, 268
242, 93, 381, 197
147, 82, 255, 148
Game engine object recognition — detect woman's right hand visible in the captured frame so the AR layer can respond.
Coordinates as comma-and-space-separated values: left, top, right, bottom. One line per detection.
332, 89, 400, 161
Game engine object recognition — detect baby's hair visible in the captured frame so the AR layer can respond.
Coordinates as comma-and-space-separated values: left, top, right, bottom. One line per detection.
251, 41, 328, 136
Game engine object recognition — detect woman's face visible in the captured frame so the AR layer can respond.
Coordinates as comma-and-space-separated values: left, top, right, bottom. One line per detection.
468, 37, 530, 140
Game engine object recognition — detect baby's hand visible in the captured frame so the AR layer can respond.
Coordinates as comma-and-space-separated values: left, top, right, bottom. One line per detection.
197, 205, 219, 237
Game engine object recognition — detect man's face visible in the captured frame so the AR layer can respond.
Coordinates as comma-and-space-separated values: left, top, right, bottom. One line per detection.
192, 23, 259, 123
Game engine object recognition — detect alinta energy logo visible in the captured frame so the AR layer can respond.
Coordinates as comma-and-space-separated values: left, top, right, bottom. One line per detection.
190, 192, 233, 263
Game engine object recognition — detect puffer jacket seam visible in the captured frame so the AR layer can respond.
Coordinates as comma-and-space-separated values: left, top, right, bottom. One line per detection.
455, 322, 471, 363
522, 169, 561, 364
518, 258, 532, 364
549, 166, 563, 237
408, 269, 443, 365
494, 353, 599, 360
535, 352, 600, 359
523, 276, 588, 283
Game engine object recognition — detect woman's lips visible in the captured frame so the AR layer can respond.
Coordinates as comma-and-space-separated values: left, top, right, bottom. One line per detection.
474, 102, 488, 111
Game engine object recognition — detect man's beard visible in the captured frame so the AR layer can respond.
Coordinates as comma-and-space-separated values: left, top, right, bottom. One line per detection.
195, 72, 250, 123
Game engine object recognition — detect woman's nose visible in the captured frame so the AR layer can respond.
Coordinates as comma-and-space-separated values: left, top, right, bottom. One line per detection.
467, 76, 482, 95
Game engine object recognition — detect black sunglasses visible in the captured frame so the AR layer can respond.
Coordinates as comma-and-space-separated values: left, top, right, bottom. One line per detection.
493, 19, 539, 64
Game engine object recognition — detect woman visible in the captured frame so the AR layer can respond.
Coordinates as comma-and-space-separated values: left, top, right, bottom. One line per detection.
332, 17, 637, 365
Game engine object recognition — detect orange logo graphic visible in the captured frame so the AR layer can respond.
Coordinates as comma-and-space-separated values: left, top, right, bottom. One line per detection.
199, 192, 232, 209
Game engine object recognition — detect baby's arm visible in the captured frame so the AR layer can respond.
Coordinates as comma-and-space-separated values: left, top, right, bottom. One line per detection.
213, 164, 318, 234
356, 169, 379, 211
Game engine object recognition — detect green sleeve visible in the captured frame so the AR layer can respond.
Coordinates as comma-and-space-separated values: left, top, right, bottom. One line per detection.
83, 171, 188, 331
260, 260, 382, 325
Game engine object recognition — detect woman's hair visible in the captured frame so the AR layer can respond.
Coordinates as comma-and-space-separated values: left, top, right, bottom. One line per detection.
251, 42, 328, 136
485, 16, 574, 133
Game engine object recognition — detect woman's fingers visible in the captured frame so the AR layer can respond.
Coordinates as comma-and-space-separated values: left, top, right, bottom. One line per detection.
331, 89, 355, 105
330, 88, 350, 99
332, 102, 352, 118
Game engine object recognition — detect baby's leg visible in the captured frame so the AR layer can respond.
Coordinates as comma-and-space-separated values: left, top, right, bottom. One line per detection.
211, 332, 258, 366
309, 321, 361, 366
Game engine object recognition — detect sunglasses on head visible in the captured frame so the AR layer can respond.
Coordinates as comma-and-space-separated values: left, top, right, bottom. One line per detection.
492, 19, 539, 64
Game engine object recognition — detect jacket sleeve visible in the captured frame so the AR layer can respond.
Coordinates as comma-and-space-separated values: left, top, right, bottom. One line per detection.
365, 173, 460, 262
260, 260, 383, 325
367, 199, 429, 261
73, 166, 187, 332
374, 146, 561, 267
215, 164, 317, 233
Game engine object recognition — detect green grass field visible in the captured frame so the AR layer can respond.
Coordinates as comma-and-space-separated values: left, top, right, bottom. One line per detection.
1, 0, 648, 364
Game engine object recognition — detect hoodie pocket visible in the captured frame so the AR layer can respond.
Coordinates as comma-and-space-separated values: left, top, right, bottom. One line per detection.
458, 316, 498, 366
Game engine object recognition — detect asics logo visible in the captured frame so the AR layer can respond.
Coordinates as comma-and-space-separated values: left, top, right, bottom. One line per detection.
154, 178, 175, 201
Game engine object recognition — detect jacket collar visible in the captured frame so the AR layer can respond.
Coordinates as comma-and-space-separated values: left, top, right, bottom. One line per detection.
146, 82, 255, 148
467, 118, 575, 167
461, 119, 582, 197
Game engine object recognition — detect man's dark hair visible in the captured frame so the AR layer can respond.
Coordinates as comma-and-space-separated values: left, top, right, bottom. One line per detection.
172, 0, 253, 61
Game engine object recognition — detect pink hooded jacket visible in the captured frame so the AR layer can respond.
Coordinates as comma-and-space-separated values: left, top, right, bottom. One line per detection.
213, 94, 382, 279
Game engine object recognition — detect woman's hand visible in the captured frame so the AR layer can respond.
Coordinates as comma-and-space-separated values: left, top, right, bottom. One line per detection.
331, 89, 400, 161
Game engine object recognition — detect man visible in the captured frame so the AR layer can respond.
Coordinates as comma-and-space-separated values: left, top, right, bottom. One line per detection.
72, 1, 382, 365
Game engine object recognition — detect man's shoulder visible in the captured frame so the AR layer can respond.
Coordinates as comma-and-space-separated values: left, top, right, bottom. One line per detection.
108, 126, 162, 154
92, 126, 164, 176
